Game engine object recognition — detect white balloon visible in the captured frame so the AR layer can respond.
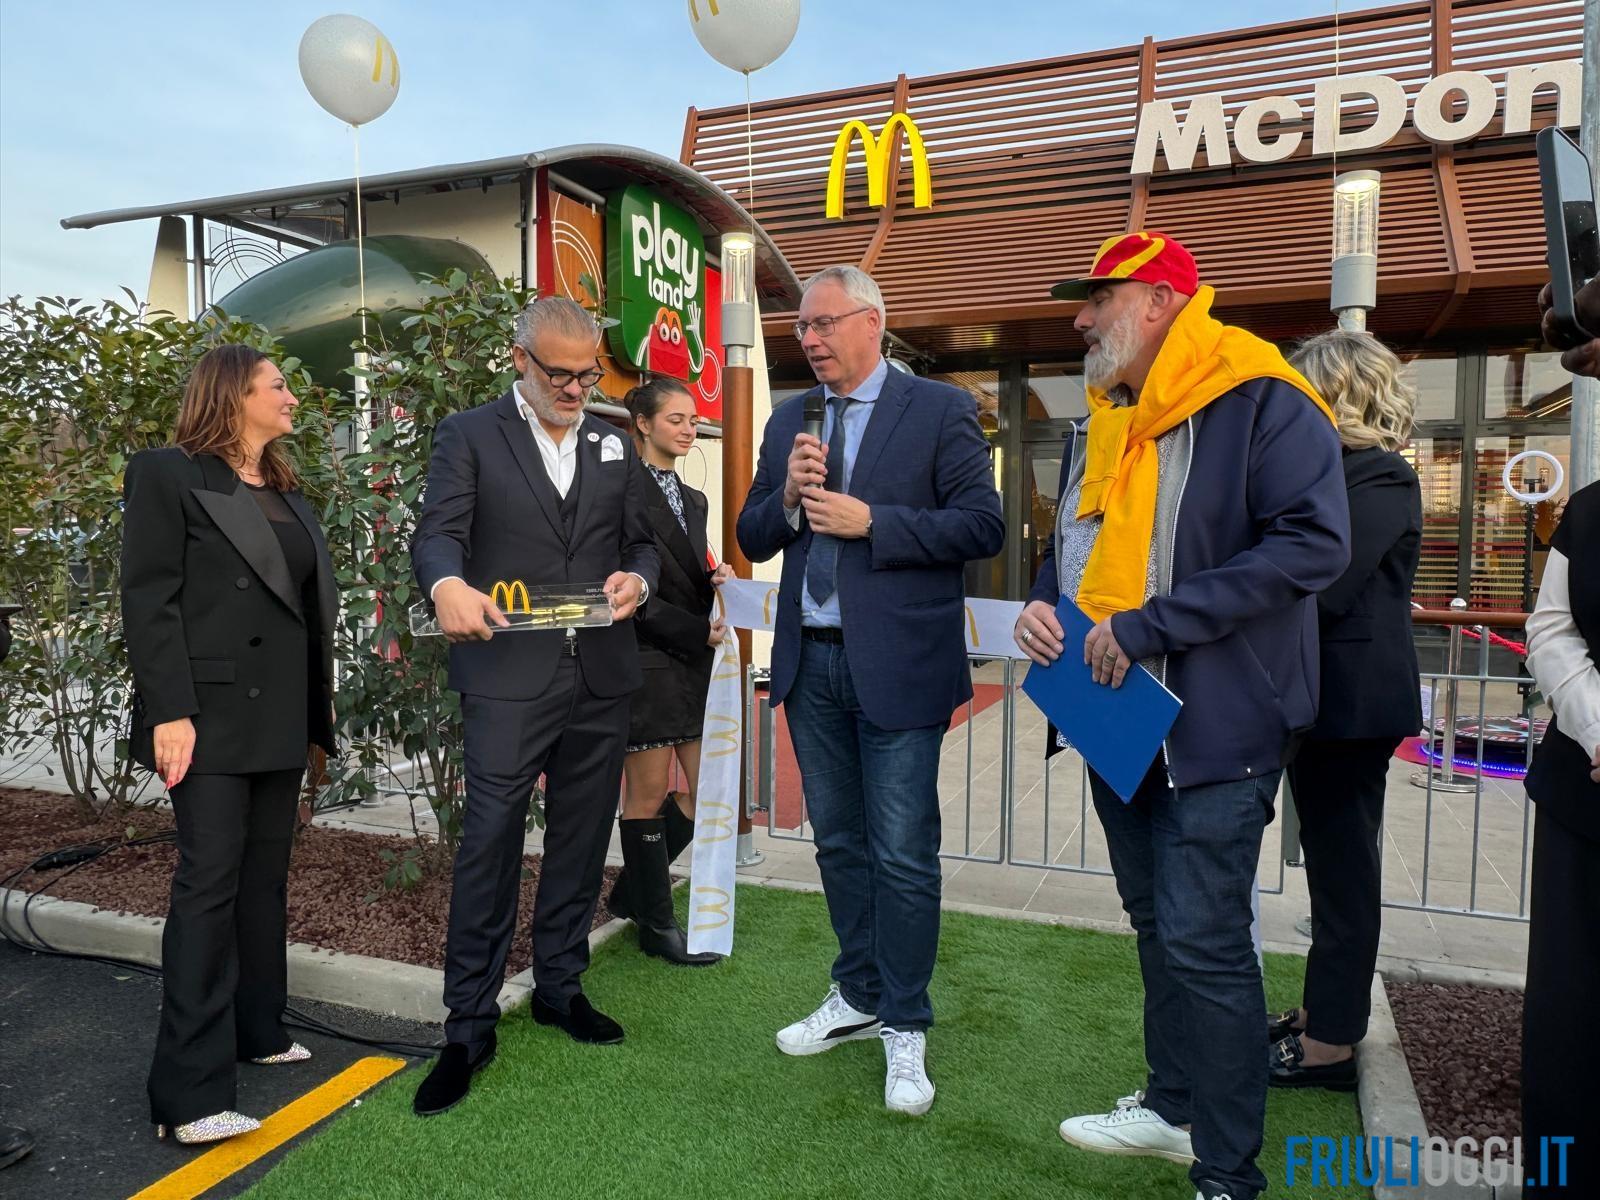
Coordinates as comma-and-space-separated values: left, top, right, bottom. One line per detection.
688, 0, 800, 74
298, 14, 400, 126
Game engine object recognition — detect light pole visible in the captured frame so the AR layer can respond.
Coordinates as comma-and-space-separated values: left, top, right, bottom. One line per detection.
1330, 169, 1381, 332
718, 230, 761, 861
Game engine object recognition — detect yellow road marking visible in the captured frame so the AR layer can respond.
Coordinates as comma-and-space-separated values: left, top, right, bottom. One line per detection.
130, 1056, 406, 1200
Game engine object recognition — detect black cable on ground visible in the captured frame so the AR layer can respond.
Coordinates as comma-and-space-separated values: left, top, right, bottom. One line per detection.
2, 839, 442, 1059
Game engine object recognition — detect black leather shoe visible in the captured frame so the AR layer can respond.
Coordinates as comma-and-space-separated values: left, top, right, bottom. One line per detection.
0, 1125, 34, 1170
412, 1032, 496, 1117
531, 991, 624, 1045
1267, 1006, 1304, 1043
1268, 1034, 1357, 1091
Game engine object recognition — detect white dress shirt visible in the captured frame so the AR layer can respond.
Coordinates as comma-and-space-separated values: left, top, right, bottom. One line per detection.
1527, 548, 1600, 760
514, 382, 579, 498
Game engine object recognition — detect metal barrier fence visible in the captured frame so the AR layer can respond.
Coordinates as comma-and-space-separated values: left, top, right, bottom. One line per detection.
743, 604, 1537, 923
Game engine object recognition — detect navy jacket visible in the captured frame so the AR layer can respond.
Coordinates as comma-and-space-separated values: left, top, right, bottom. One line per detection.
1029, 378, 1351, 787
738, 370, 1006, 731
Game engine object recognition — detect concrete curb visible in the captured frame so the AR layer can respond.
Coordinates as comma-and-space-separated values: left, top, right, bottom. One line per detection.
0, 886, 628, 1026
1378, 958, 1525, 993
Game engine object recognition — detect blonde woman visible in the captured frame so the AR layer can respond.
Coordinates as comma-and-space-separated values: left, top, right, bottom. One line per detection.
1266, 330, 1421, 1090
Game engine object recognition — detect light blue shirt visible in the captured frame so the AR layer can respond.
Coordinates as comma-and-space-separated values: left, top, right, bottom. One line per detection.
793, 358, 888, 628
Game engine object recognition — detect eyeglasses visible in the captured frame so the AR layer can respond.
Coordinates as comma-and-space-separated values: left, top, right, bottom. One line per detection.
521, 348, 604, 390
793, 307, 872, 340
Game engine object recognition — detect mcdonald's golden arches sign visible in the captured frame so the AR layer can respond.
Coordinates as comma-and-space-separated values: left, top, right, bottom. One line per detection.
825, 113, 933, 220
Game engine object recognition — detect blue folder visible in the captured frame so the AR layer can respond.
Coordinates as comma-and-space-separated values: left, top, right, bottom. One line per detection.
1019, 599, 1183, 803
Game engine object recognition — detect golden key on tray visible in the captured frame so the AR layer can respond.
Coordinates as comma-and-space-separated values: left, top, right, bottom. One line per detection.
409, 580, 614, 637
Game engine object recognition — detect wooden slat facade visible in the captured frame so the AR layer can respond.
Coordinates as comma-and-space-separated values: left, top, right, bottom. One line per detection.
684, 0, 1582, 372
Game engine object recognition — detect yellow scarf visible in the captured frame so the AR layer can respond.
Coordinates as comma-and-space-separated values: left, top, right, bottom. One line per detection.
1074, 285, 1335, 623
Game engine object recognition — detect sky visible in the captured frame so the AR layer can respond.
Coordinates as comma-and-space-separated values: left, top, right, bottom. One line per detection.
0, 0, 1339, 305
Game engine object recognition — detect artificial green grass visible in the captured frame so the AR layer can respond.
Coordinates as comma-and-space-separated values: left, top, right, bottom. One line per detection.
244, 885, 1364, 1200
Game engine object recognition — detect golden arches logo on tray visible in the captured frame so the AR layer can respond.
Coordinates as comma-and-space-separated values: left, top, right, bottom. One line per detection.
489, 580, 532, 614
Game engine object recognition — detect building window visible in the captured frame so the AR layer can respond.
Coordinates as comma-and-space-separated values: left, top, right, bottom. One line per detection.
1403, 437, 1464, 610
1467, 435, 1571, 612
1025, 367, 1087, 421
1401, 355, 1460, 423
1484, 351, 1573, 421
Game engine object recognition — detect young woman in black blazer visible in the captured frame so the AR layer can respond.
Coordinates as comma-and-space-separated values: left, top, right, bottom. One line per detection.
607, 379, 726, 966
1267, 330, 1422, 1090
121, 345, 336, 1145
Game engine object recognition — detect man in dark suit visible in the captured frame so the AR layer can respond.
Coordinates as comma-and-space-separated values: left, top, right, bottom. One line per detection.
410, 296, 659, 1116
738, 266, 1005, 1116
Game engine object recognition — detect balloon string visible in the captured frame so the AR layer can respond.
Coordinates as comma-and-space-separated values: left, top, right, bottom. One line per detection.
351, 123, 368, 344
744, 69, 756, 222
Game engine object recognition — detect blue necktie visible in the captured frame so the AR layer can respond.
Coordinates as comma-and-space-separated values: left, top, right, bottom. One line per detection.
805, 396, 852, 605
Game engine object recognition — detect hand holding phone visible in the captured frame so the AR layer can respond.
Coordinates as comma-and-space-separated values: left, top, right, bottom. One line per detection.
1536, 127, 1600, 342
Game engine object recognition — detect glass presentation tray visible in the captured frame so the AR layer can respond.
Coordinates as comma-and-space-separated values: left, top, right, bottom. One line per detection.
409, 583, 614, 637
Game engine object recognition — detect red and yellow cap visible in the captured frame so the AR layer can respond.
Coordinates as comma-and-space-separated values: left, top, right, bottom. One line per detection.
1049, 231, 1200, 301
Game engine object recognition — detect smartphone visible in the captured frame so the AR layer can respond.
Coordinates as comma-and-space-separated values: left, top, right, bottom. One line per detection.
1536, 126, 1600, 339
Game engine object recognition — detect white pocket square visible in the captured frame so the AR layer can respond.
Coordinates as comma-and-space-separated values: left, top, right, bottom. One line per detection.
600, 434, 625, 463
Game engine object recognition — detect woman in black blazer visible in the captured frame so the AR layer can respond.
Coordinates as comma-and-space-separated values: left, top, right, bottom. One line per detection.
121, 344, 336, 1145
1265, 330, 1422, 1090
607, 379, 724, 967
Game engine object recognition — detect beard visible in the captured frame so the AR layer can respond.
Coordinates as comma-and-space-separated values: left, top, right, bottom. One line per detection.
1083, 307, 1142, 391
522, 371, 584, 427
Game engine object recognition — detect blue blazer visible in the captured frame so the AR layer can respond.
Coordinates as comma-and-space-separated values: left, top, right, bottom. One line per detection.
737, 370, 1005, 731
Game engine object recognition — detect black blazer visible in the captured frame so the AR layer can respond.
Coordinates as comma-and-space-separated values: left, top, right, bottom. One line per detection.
120, 448, 336, 774
630, 463, 716, 738
410, 395, 660, 701
1307, 447, 1423, 741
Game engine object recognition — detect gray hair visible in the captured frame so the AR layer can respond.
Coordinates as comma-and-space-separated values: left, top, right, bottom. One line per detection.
803, 265, 886, 327
1290, 329, 1417, 452
514, 295, 600, 351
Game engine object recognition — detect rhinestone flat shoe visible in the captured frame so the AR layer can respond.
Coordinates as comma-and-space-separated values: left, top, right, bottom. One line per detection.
156, 1111, 261, 1145
250, 1042, 312, 1065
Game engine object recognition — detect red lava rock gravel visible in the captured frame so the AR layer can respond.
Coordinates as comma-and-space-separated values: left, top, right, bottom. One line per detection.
1387, 980, 1522, 1143
0, 786, 618, 973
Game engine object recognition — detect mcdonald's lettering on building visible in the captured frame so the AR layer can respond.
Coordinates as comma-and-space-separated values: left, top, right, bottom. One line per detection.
825, 113, 933, 220
687, 0, 1586, 618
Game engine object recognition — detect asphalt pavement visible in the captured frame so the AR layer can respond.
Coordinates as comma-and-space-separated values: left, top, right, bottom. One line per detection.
0, 941, 438, 1200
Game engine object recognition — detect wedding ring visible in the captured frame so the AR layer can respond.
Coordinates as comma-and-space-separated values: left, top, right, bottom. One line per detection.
1020, 628, 1034, 644
1102, 651, 1117, 664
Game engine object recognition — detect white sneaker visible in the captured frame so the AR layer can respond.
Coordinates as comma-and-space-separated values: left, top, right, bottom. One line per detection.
775, 984, 882, 1056
1057, 1090, 1196, 1164
881, 1028, 935, 1115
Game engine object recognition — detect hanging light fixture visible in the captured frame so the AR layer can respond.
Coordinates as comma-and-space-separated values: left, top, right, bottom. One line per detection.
1330, 169, 1381, 331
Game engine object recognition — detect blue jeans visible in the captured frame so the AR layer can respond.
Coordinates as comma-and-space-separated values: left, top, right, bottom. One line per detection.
1090, 764, 1277, 1200
785, 637, 945, 1030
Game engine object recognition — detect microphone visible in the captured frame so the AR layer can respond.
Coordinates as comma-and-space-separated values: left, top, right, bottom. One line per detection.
803, 392, 826, 442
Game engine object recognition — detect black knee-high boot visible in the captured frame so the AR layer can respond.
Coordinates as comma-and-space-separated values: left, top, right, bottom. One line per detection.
608, 794, 693, 922
618, 817, 719, 966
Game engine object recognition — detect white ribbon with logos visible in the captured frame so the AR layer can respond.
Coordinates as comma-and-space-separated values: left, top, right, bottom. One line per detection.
687, 579, 1263, 964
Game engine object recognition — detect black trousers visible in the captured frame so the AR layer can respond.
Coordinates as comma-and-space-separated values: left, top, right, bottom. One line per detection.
1285, 736, 1397, 1045
1523, 805, 1600, 1195
147, 768, 302, 1126
444, 659, 630, 1051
